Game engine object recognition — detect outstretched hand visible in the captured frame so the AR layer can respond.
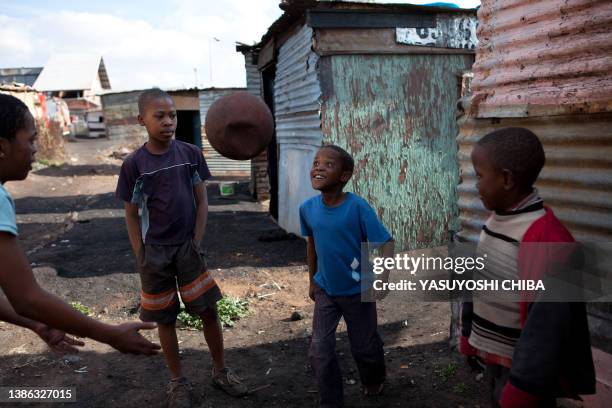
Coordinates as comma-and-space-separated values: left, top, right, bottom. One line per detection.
108, 322, 161, 355
34, 325, 85, 355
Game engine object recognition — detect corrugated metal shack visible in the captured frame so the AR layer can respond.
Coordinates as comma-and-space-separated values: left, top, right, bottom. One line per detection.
456, 0, 612, 402
199, 88, 251, 177
102, 89, 202, 148
242, 0, 477, 248
101, 90, 145, 141
102, 88, 250, 177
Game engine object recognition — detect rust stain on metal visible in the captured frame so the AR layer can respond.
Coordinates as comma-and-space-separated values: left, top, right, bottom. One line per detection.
458, 0, 612, 243
470, 0, 612, 118
398, 161, 408, 184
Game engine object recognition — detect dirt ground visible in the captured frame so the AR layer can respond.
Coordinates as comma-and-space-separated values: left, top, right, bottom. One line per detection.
0, 138, 487, 407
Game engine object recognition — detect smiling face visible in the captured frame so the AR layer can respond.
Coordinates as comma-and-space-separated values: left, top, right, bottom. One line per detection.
471, 144, 514, 212
0, 111, 37, 183
310, 147, 352, 192
137, 96, 177, 144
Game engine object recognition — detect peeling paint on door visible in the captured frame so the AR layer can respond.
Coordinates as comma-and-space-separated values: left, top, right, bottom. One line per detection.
321, 54, 473, 250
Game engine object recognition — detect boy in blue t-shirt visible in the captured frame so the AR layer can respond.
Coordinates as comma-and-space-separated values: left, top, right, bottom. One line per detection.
299, 145, 394, 407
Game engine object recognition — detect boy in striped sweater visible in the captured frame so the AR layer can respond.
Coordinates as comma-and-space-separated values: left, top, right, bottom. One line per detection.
460, 128, 595, 407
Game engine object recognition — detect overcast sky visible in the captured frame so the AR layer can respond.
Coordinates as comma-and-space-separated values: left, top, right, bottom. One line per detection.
0, 0, 480, 92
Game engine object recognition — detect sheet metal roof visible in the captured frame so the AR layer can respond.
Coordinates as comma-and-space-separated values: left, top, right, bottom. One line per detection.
33, 54, 111, 92
0, 67, 43, 87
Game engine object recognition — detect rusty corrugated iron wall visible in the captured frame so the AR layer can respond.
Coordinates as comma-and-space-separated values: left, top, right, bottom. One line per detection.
469, 0, 612, 118
457, 113, 612, 242
456, 0, 612, 373
457, 0, 612, 243
275, 24, 323, 234
322, 54, 473, 250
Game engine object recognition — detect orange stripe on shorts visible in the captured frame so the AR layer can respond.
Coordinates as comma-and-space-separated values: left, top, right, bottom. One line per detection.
140, 289, 177, 311
179, 272, 217, 303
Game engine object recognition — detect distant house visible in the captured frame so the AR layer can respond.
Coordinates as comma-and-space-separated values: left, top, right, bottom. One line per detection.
34, 53, 111, 109
34, 54, 111, 137
0, 67, 43, 87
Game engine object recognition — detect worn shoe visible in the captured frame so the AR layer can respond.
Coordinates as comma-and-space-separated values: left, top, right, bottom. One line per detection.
211, 367, 248, 397
167, 377, 192, 408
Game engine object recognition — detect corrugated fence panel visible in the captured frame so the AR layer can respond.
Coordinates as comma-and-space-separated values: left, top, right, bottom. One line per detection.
459, 0, 612, 242
457, 113, 612, 243
198, 89, 251, 176
275, 24, 323, 234
470, 0, 612, 118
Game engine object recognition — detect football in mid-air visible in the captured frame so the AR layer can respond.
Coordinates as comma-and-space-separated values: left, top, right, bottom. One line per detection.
204, 92, 274, 160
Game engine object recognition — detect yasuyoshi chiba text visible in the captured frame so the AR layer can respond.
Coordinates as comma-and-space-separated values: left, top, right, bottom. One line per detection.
372, 279, 546, 292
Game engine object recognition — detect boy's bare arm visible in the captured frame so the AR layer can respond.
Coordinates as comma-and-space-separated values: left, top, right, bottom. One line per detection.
0, 232, 160, 355
306, 236, 318, 301
0, 294, 84, 354
0, 292, 43, 331
192, 182, 208, 246
124, 202, 143, 256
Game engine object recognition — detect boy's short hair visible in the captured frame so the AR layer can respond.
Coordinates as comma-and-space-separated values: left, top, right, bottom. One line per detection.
0, 94, 30, 141
321, 144, 354, 173
138, 88, 172, 115
476, 127, 545, 188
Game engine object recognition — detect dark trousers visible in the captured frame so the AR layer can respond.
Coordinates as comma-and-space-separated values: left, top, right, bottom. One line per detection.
486, 364, 511, 408
310, 286, 385, 408
485, 364, 557, 408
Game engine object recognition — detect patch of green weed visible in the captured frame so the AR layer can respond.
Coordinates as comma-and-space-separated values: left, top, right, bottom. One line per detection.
177, 296, 249, 330
436, 362, 458, 383
217, 296, 249, 327
453, 382, 468, 394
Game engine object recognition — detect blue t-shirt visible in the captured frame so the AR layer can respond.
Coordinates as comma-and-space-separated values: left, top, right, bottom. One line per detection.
0, 184, 18, 236
299, 192, 391, 296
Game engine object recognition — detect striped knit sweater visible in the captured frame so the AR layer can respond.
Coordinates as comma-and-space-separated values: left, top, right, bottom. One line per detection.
460, 191, 595, 407
468, 191, 545, 365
